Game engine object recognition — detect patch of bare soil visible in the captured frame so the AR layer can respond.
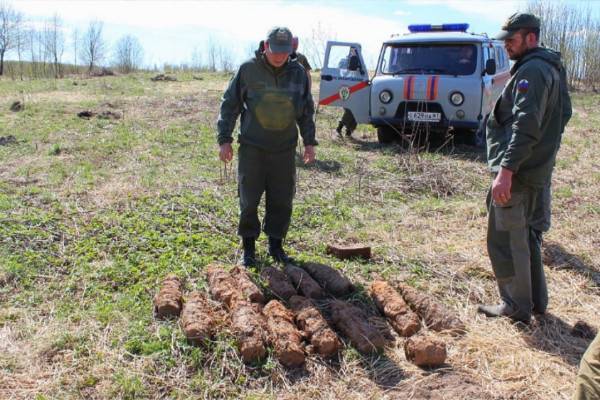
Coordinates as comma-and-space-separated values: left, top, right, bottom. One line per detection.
290, 295, 341, 358
263, 300, 305, 368
301, 262, 354, 296
399, 372, 497, 400
369, 280, 420, 337
153, 274, 183, 319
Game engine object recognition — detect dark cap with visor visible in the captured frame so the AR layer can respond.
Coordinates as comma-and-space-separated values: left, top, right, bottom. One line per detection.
494, 12, 540, 40
266, 27, 293, 54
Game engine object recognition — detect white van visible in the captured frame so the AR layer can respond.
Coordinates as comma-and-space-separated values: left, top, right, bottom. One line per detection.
318, 23, 511, 144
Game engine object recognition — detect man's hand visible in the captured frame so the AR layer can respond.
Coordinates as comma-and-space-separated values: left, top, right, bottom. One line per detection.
492, 167, 513, 205
219, 143, 233, 162
303, 145, 316, 164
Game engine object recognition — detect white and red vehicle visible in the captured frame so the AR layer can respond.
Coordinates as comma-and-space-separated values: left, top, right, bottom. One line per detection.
319, 23, 510, 144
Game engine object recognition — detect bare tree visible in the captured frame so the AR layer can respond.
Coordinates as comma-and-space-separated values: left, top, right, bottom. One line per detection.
527, 0, 600, 89
191, 45, 202, 71
303, 22, 336, 70
80, 20, 105, 72
218, 45, 234, 72
43, 14, 65, 78
14, 15, 26, 80
207, 36, 217, 72
72, 27, 79, 72
113, 34, 143, 73
0, 2, 23, 76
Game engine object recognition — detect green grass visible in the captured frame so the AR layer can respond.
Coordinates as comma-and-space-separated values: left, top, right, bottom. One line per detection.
1, 74, 599, 399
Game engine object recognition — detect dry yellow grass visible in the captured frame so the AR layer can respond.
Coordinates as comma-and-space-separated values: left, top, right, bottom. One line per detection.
0, 73, 598, 399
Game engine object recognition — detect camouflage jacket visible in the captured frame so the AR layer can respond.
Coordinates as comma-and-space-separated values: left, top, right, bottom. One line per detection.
486, 47, 572, 188
217, 51, 317, 152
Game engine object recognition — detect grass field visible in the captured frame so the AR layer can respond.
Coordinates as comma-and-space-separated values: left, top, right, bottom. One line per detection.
0, 72, 599, 400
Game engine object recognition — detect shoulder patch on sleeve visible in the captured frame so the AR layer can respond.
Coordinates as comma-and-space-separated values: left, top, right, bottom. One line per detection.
517, 79, 529, 93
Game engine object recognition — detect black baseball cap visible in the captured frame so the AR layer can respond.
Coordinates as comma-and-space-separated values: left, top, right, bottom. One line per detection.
495, 12, 540, 40
266, 27, 293, 54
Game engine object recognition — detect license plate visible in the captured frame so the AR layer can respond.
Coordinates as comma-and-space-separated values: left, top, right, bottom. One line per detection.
407, 111, 441, 122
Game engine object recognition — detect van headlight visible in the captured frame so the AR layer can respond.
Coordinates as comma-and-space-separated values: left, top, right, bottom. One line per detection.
379, 90, 393, 104
450, 91, 464, 106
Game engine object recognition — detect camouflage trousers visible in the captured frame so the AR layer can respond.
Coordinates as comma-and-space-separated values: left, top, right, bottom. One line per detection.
237, 144, 296, 240
486, 182, 550, 319
573, 333, 600, 400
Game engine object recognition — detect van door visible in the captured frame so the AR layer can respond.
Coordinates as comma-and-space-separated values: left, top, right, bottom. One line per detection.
318, 41, 370, 123
481, 43, 496, 118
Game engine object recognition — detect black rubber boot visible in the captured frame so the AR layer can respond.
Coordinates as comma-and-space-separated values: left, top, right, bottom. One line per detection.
241, 237, 257, 267
477, 302, 530, 324
268, 237, 292, 264
335, 122, 344, 138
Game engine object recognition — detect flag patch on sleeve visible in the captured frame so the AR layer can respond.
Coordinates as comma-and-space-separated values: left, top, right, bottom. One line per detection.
517, 79, 529, 93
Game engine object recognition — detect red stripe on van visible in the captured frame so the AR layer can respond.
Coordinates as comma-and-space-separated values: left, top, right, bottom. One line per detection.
318, 80, 369, 106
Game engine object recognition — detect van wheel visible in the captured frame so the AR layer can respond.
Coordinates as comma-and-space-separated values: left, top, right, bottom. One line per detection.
377, 126, 398, 144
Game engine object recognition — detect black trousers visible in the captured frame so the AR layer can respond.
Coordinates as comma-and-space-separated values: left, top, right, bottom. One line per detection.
237, 144, 296, 239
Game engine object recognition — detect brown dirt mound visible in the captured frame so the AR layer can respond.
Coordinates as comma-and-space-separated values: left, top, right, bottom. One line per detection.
397, 283, 465, 334
260, 266, 297, 301
77, 110, 95, 119
231, 266, 265, 304
369, 280, 420, 337
284, 264, 326, 300
231, 300, 268, 363
301, 262, 354, 296
404, 335, 447, 367
330, 300, 386, 354
97, 110, 122, 120
180, 291, 217, 345
0, 135, 17, 146
326, 243, 371, 260
153, 274, 183, 319
290, 295, 341, 357
263, 300, 305, 368
10, 101, 23, 112
151, 74, 177, 82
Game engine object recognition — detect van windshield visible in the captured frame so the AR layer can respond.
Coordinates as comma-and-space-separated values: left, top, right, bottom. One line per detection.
380, 43, 477, 76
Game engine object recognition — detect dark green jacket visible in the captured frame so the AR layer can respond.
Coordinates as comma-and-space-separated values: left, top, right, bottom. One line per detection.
217, 52, 317, 152
486, 47, 572, 188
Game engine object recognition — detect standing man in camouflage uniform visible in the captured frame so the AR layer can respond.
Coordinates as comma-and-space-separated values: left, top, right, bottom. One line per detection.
291, 36, 312, 89
217, 27, 317, 267
477, 13, 572, 323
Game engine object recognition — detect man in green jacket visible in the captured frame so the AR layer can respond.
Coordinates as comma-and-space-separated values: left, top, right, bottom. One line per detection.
217, 27, 317, 267
478, 13, 572, 323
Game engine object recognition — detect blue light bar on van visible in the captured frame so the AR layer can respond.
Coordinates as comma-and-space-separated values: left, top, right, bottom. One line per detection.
408, 23, 470, 33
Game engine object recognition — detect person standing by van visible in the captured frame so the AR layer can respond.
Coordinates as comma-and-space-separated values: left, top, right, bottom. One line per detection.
477, 13, 572, 323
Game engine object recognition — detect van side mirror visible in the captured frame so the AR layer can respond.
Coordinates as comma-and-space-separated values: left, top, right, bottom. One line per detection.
485, 59, 497, 75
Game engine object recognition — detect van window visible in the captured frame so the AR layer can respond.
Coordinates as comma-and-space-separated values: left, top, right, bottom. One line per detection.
327, 45, 362, 72
380, 43, 477, 76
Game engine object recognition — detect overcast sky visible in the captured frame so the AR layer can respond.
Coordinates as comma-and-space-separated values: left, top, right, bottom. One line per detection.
7, 0, 598, 70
